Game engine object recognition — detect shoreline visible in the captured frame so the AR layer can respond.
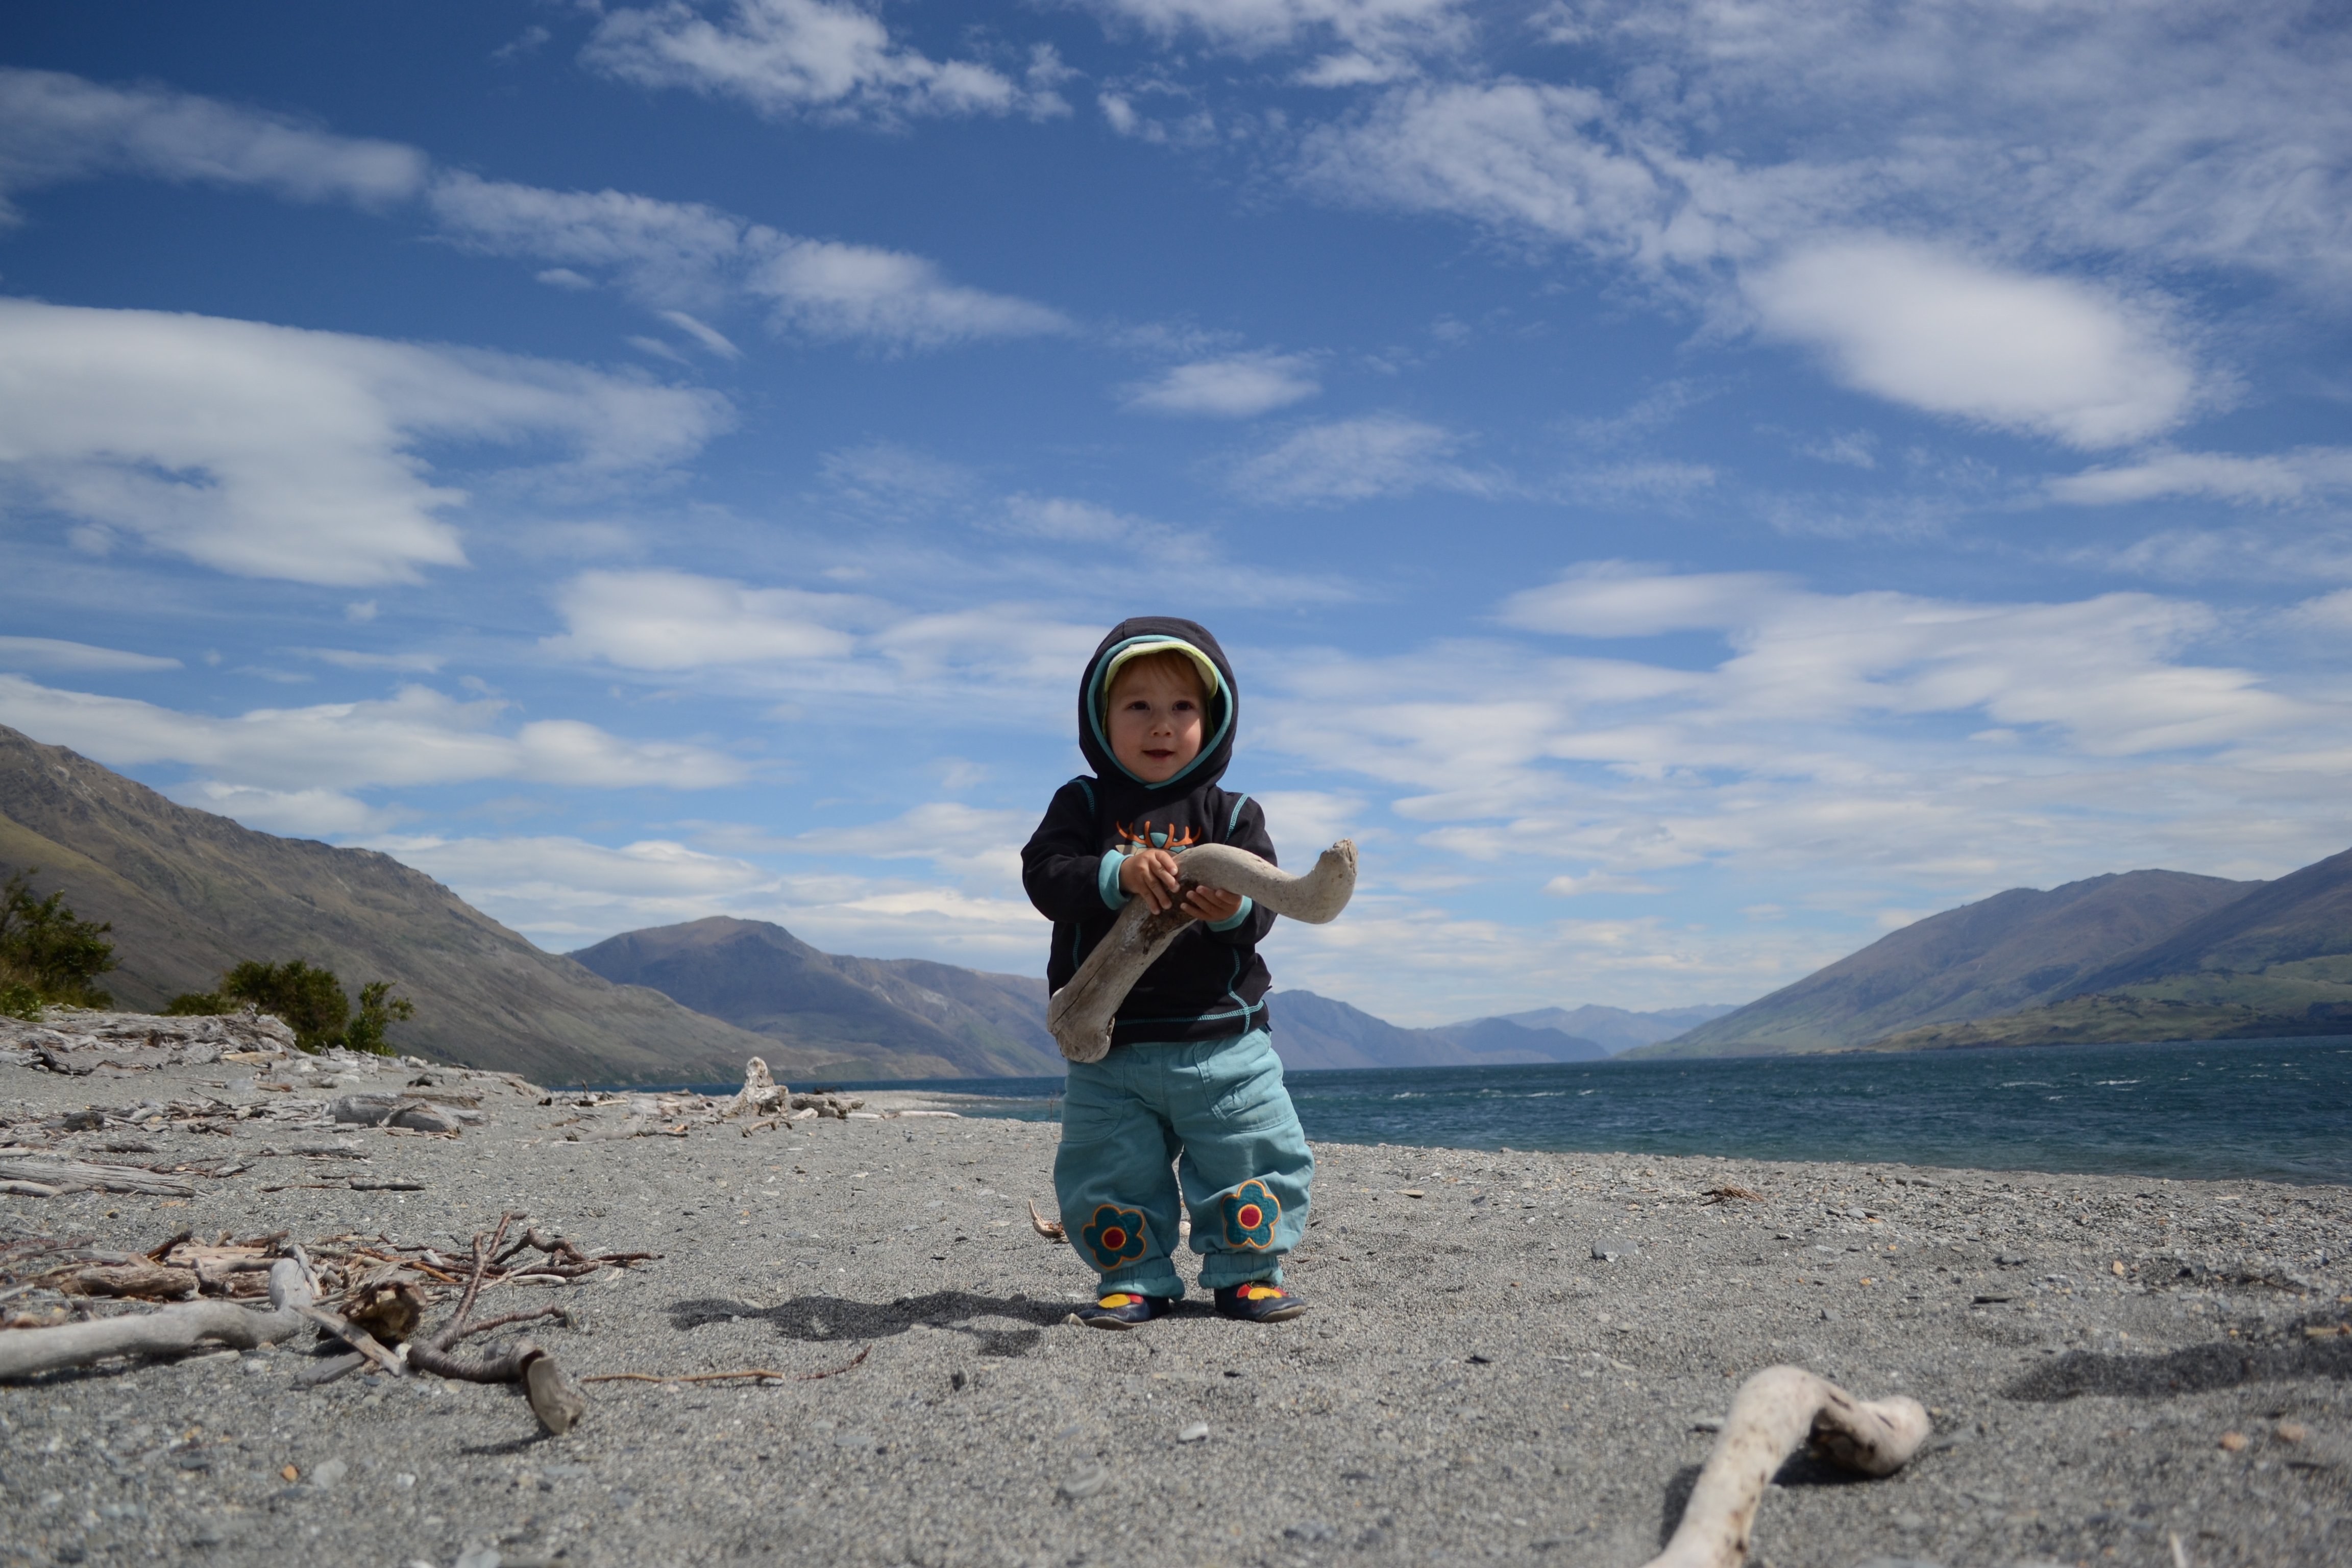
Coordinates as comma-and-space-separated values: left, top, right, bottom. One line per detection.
4, 1040, 2347, 1567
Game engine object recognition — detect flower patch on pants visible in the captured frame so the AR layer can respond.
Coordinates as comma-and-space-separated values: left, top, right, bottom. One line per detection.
1218, 1180, 1280, 1250
1079, 1205, 1148, 1270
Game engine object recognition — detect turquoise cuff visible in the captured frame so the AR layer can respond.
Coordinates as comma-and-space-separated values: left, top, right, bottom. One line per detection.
1097, 849, 1131, 910
1206, 895, 1254, 932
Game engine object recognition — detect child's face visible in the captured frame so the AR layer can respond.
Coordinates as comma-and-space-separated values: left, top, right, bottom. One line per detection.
1107, 662, 1207, 783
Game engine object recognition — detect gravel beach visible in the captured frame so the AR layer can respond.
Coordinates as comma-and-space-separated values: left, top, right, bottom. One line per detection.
3, 1039, 2347, 1568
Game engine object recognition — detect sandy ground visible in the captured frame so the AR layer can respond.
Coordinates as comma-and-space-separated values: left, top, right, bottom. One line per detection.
3, 1048, 2349, 1568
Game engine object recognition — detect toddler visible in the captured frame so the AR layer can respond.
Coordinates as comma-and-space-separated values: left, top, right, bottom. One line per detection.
1020, 617, 1313, 1327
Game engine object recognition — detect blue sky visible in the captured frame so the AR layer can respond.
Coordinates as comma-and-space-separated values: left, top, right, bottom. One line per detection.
3, 1, 2348, 1025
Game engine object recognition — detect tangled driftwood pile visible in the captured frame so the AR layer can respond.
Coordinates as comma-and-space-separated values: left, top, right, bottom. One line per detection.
1, 1007, 299, 1071
0, 1212, 651, 1433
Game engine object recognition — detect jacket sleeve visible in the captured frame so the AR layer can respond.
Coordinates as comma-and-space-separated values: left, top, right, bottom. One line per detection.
1200, 792, 1278, 947
1021, 780, 1112, 923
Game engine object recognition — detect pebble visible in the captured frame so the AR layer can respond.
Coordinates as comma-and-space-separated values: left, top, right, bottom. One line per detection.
1058, 1464, 1110, 1502
1591, 1239, 1637, 1260
310, 1458, 348, 1489
1176, 1422, 1210, 1444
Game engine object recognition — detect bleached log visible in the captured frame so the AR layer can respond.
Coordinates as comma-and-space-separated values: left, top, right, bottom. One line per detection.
726, 1057, 785, 1119
0, 1260, 315, 1380
1048, 840, 1358, 1063
1640, 1365, 1931, 1568
0, 1158, 195, 1197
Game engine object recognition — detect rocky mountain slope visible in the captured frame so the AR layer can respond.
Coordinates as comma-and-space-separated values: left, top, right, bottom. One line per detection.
568, 917, 1062, 1080
0, 726, 836, 1086
1643, 868, 2261, 1057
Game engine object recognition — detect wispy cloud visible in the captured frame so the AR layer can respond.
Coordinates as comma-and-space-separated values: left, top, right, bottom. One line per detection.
0, 298, 728, 585
1121, 351, 1320, 416
2050, 447, 2352, 506
0, 674, 748, 804
0, 636, 180, 673
1232, 413, 1496, 503
582, 0, 1070, 125
0, 66, 426, 222
426, 173, 1070, 349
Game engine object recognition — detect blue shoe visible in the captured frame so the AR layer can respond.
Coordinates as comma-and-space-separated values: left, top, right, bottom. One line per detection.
1069, 1289, 1177, 1330
1213, 1281, 1307, 1322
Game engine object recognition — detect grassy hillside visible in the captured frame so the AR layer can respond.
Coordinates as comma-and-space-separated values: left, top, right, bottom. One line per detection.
1640, 869, 2259, 1057
1871, 955, 2352, 1050
0, 725, 841, 1085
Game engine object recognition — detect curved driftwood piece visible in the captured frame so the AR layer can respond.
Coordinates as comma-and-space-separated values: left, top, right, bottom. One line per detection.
1027, 1199, 1065, 1242
0, 1259, 314, 1381
1641, 1365, 1931, 1568
1048, 840, 1357, 1063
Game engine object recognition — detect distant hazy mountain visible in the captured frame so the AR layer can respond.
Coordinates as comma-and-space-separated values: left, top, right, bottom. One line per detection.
1493, 1002, 1737, 1054
570, 917, 1062, 1079
0, 725, 818, 1086
1641, 868, 2261, 1057
1265, 990, 1720, 1070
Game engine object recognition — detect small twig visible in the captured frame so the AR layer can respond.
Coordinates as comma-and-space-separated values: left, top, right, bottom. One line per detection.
444, 1306, 567, 1343
581, 1345, 870, 1386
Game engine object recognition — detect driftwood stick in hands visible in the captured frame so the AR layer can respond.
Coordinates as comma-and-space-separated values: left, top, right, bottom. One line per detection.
1640, 1365, 1932, 1568
1048, 840, 1357, 1063
0, 1259, 315, 1381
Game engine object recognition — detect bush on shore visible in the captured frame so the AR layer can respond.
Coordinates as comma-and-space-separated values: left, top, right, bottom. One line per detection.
0, 868, 118, 1018
166, 960, 415, 1055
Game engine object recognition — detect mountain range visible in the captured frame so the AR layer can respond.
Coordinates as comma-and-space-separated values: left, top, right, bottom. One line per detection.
2, 726, 1718, 1082
0, 724, 821, 1085
1638, 847, 2352, 1056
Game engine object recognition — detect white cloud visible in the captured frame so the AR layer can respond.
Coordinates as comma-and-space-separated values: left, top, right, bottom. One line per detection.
581, 0, 1065, 125
1744, 238, 2198, 449
295, 648, 447, 673
1232, 414, 1492, 503
1122, 352, 1320, 416
1258, 569, 2341, 920
0, 636, 179, 673
0, 299, 729, 586
1500, 561, 1793, 636
0, 66, 426, 221
655, 309, 743, 360
428, 174, 1068, 348
2050, 447, 2352, 506
544, 570, 869, 670
542, 569, 1106, 701
371, 830, 1046, 961
0, 674, 747, 794
1082, 0, 1469, 60
752, 237, 1069, 347
166, 780, 403, 839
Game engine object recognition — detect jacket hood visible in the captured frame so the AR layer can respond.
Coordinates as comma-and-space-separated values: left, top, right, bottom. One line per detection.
1076, 616, 1238, 807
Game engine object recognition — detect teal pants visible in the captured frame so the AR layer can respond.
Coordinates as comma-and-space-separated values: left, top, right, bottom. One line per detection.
1054, 1028, 1314, 1298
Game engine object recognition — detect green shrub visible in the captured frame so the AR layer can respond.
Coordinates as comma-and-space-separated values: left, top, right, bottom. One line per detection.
208, 960, 413, 1055
0, 868, 116, 1009
163, 991, 233, 1016
344, 979, 416, 1055
0, 983, 41, 1022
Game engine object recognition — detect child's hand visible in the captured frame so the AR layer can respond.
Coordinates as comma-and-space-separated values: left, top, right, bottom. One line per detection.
1181, 886, 1244, 924
1118, 847, 1183, 912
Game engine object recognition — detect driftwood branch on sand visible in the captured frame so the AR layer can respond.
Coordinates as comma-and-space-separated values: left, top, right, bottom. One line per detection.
401, 1212, 586, 1433
1640, 1365, 1932, 1568
0, 1259, 315, 1380
1048, 840, 1358, 1062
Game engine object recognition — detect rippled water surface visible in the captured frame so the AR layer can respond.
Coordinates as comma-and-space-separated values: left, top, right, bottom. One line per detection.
692, 1035, 2352, 1185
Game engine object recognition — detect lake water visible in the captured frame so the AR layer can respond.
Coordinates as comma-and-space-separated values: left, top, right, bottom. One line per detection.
806, 1036, 2352, 1186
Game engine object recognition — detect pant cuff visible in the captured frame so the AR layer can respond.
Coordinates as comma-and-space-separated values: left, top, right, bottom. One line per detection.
1098, 1264, 1185, 1298
1197, 1255, 1282, 1290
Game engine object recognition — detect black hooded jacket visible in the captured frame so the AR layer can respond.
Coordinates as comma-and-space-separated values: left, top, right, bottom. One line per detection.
1020, 617, 1278, 1048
